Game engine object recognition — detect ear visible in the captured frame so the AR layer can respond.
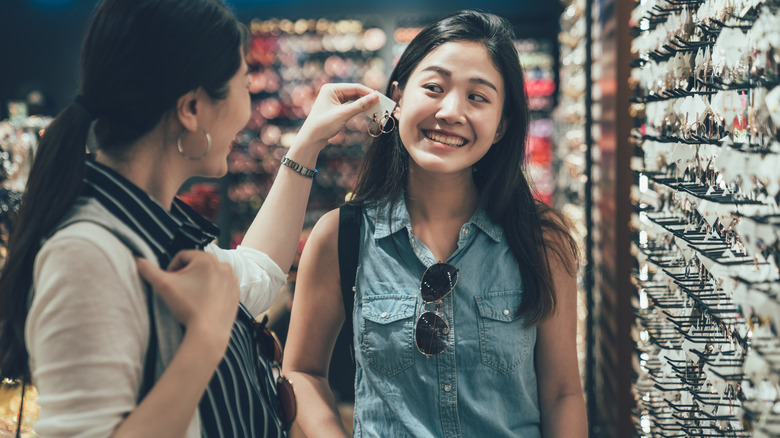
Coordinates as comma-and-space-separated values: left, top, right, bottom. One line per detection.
390, 81, 402, 118
493, 117, 508, 144
176, 89, 201, 133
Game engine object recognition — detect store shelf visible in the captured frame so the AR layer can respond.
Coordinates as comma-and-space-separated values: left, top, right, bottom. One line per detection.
629, 1, 780, 437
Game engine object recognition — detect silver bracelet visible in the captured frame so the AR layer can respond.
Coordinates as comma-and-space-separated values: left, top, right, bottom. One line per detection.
281, 156, 317, 178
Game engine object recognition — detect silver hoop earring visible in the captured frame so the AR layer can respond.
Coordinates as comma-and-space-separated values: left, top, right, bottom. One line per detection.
177, 128, 211, 161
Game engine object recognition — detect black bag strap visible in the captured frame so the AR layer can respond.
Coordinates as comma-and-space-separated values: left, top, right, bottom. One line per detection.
138, 284, 157, 403
330, 203, 361, 402
338, 203, 361, 347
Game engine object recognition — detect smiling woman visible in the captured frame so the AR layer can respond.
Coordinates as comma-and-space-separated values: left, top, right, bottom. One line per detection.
283, 10, 587, 438
392, 40, 506, 175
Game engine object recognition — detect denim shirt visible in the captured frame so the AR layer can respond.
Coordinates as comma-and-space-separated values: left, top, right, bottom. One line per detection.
352, 200, 541, 438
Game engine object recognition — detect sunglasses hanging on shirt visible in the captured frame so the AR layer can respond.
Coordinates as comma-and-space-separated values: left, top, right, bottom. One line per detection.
415, 262, 459, 357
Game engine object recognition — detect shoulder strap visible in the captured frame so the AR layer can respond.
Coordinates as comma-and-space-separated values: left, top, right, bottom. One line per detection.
138, 284, 157, 403
330, 203, 361, 402
338, 203, 361, 345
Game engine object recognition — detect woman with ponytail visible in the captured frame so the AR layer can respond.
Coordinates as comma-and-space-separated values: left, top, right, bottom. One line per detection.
0, 0, 378, 436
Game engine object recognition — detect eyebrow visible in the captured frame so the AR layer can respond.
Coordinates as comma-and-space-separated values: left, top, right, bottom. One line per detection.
421, 65, 498, 92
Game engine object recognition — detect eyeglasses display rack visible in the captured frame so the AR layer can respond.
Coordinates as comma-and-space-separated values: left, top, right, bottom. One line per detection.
629, 1, 780, 437
554, 0, 591, 404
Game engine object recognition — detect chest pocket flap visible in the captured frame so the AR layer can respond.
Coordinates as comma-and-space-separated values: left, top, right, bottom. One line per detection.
475, 291, 523, 322
362, 295, 416, 323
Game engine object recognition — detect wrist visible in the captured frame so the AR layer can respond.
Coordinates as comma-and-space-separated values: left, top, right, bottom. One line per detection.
281, 156, 317, 178
283, 141, 322, 172
288, 134, 327, 164
186, 319, 231, 364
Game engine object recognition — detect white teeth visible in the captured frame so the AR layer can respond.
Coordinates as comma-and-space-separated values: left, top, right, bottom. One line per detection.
425, 131, 466, 147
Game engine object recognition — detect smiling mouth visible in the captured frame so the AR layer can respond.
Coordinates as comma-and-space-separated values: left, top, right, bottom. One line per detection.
423, 130, 468, 147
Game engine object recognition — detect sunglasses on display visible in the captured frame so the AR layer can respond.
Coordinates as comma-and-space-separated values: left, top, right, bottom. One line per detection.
251, 315, 297, 430
415, 262, 459, 357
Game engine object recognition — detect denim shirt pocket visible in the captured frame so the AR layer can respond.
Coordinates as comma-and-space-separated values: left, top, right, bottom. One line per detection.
475, 291, 535, 374
360, 294, 417, 377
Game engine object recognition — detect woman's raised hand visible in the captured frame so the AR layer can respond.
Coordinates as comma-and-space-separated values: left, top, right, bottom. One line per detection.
292, 83, 379, 152
136, 251, 240, 351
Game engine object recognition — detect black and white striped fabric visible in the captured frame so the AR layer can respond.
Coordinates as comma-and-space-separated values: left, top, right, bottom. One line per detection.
83, 159, 286, 438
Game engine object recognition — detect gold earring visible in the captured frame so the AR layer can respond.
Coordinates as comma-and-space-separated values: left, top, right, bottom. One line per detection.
368, 114, 382, 137
380, 111, 395, 134
177, 128, 211, 160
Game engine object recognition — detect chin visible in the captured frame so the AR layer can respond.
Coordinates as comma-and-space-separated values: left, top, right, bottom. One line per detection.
411, 162, 459, 176
213, 166, 229, 178
199, 163, 228, 179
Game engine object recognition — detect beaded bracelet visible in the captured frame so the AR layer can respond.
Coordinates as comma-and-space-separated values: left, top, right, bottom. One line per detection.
281, 156, 317, 178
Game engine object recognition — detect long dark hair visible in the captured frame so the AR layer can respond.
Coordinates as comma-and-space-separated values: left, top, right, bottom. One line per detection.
351, 10, 577, 325
0, 0, 246, 382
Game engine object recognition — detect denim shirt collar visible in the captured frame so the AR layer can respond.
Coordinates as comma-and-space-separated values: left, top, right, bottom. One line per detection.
367, 197, 503, 243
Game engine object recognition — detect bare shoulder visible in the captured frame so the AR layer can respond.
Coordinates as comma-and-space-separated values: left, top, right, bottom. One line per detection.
307, 208, 341, 257
292, 208, 344, 318
316, 208, 341, 231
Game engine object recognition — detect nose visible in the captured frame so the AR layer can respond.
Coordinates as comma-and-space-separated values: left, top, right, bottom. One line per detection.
435, 92, 467, 125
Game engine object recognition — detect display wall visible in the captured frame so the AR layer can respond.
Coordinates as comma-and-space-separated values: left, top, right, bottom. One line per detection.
630, 1, 780, 437
591, 0, 636, 434
555, 0, 591, 396
553, 0, 636, 435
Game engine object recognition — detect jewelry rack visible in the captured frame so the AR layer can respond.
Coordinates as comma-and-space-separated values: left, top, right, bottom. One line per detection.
630, 1, 780, 436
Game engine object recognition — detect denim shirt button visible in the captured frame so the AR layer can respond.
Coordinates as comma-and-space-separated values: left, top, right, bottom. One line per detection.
503, 309, 510, 316
444, 384, 452, 392
381, 312, 388, 318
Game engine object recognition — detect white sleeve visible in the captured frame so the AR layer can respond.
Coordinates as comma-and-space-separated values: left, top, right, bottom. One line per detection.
26, 225, 148, 438
205, 243, 287, 316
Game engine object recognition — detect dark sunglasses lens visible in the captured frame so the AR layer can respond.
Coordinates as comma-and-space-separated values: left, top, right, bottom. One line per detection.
256, 326, 283, 363
415, 311, 449, 356
276, 376, 297, 429
420, 263, 458, 302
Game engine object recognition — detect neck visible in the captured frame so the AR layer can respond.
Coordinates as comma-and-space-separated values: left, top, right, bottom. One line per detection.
95, 127, 187, 209
404, 163, 479, 224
